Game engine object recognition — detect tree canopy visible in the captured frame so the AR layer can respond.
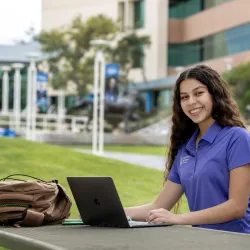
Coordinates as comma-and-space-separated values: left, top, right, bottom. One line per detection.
35, 15, 151, 95
222, 62, 250, 116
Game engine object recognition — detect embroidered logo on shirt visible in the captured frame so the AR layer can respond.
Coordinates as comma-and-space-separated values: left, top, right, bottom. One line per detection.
180, 156, 190, 166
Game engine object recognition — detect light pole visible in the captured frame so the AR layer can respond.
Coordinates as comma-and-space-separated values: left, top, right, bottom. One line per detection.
26, 52, 40, 140
12, 63, 24, 130
1, 65, 11, 115
90, 39, 110, 155
57, 88, 65, 132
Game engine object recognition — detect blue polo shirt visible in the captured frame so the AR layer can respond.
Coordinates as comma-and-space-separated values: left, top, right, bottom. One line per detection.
168, 121, 250, 233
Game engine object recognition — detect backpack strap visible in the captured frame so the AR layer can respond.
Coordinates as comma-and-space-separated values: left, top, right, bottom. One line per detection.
0, 174, 55, 183
16, 210, 45, 227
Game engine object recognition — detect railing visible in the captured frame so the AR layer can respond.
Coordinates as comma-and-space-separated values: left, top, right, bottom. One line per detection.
0, 113, 90, 134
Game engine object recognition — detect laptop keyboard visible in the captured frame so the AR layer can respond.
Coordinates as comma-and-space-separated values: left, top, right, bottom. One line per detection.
129, 221, 164, 227
97, 223, 127, 228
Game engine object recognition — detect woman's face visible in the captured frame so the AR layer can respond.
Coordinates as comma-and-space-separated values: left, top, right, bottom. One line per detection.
179, 78, 214, 125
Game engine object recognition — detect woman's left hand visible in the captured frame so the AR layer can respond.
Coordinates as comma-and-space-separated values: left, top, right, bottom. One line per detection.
146, 208, 182, 225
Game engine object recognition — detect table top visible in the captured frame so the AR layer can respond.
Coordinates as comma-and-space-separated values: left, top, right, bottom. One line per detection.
0, 224, 250, 250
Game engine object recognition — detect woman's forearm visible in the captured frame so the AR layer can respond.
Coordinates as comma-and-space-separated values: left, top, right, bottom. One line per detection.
124, 203, 157, 221
177, 199, 246, 225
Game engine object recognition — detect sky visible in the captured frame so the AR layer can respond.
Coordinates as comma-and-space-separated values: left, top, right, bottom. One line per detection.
0, 0, 41, 45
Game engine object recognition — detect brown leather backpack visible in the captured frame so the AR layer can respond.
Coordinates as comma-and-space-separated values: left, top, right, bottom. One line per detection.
0, 174, 72, 227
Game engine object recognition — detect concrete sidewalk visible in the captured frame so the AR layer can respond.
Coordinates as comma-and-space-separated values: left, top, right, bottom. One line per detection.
74, 149, 166, 171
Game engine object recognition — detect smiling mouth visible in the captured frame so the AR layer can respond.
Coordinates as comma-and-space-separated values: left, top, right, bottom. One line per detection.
189, 107, 203, 115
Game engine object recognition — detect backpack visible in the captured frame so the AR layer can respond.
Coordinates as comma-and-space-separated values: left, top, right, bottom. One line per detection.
0, 174, 72, 227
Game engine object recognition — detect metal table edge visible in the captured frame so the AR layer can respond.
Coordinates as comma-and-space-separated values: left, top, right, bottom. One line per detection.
0, 229, 66, 250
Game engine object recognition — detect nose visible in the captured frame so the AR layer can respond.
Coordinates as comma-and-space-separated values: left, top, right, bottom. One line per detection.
188, 95, 197, 105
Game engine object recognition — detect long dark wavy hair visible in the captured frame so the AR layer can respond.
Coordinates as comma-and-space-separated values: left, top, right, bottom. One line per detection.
165, 65, 246, 212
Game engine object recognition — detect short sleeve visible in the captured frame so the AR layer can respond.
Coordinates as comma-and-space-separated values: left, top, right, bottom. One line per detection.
168, 156, 181, 184
227, 128, 250, 171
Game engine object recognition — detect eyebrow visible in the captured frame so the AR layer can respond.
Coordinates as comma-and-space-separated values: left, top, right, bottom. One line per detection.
180, 86, 207, 95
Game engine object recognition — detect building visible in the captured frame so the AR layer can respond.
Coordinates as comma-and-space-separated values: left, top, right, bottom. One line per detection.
42, 0, 250, 111
168, 0, 250, 74
0, 43, 41, 65
42, 0, 168, 83
0, 43, 76, 112
0, 43, 42, 110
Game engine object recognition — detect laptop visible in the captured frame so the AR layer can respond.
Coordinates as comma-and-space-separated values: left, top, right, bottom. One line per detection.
67, 176, 172, 228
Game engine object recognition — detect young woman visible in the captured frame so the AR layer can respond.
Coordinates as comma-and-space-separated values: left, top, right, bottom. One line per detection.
125, 65, 250, 233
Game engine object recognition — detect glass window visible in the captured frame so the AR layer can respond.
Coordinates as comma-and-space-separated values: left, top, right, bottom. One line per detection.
203, 32, 227, 60
134, 0, 145, 29
224, 22, 250, 55
169, 0, 203, 19
203, 23, 250, 61
133, 43, 144, 68
168, 41, 202, 66
204, 0, 231, 9
169, 0, 231, 19
118, 2, 125, 32
168, 22, 250, 66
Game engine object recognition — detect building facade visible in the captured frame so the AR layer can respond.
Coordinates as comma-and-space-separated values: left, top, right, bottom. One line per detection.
42, 0, 168, 84
168, 0, 250, 74
42, 0, 250, 110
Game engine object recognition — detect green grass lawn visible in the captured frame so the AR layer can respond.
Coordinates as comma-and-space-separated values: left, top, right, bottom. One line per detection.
0, 138, 188, 250
69, 145, 168, 156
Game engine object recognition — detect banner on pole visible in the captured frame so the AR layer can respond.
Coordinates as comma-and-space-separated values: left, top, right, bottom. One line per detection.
105, 64, 120, 78
105, 64, 120, 103
36, 71, 49, 113
37, 72, 49, 83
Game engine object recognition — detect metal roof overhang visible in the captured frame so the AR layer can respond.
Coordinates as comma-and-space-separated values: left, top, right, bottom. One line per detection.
128, 75, 177, 91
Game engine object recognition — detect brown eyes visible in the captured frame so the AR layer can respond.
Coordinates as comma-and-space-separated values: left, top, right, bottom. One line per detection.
180, 96, 188, 100
180, 92, 204, 100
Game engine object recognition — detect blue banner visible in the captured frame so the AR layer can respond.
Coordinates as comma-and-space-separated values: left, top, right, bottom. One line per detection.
105, 64, 120, 78
37, 72, 49, 83
37, 71, 49, 113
